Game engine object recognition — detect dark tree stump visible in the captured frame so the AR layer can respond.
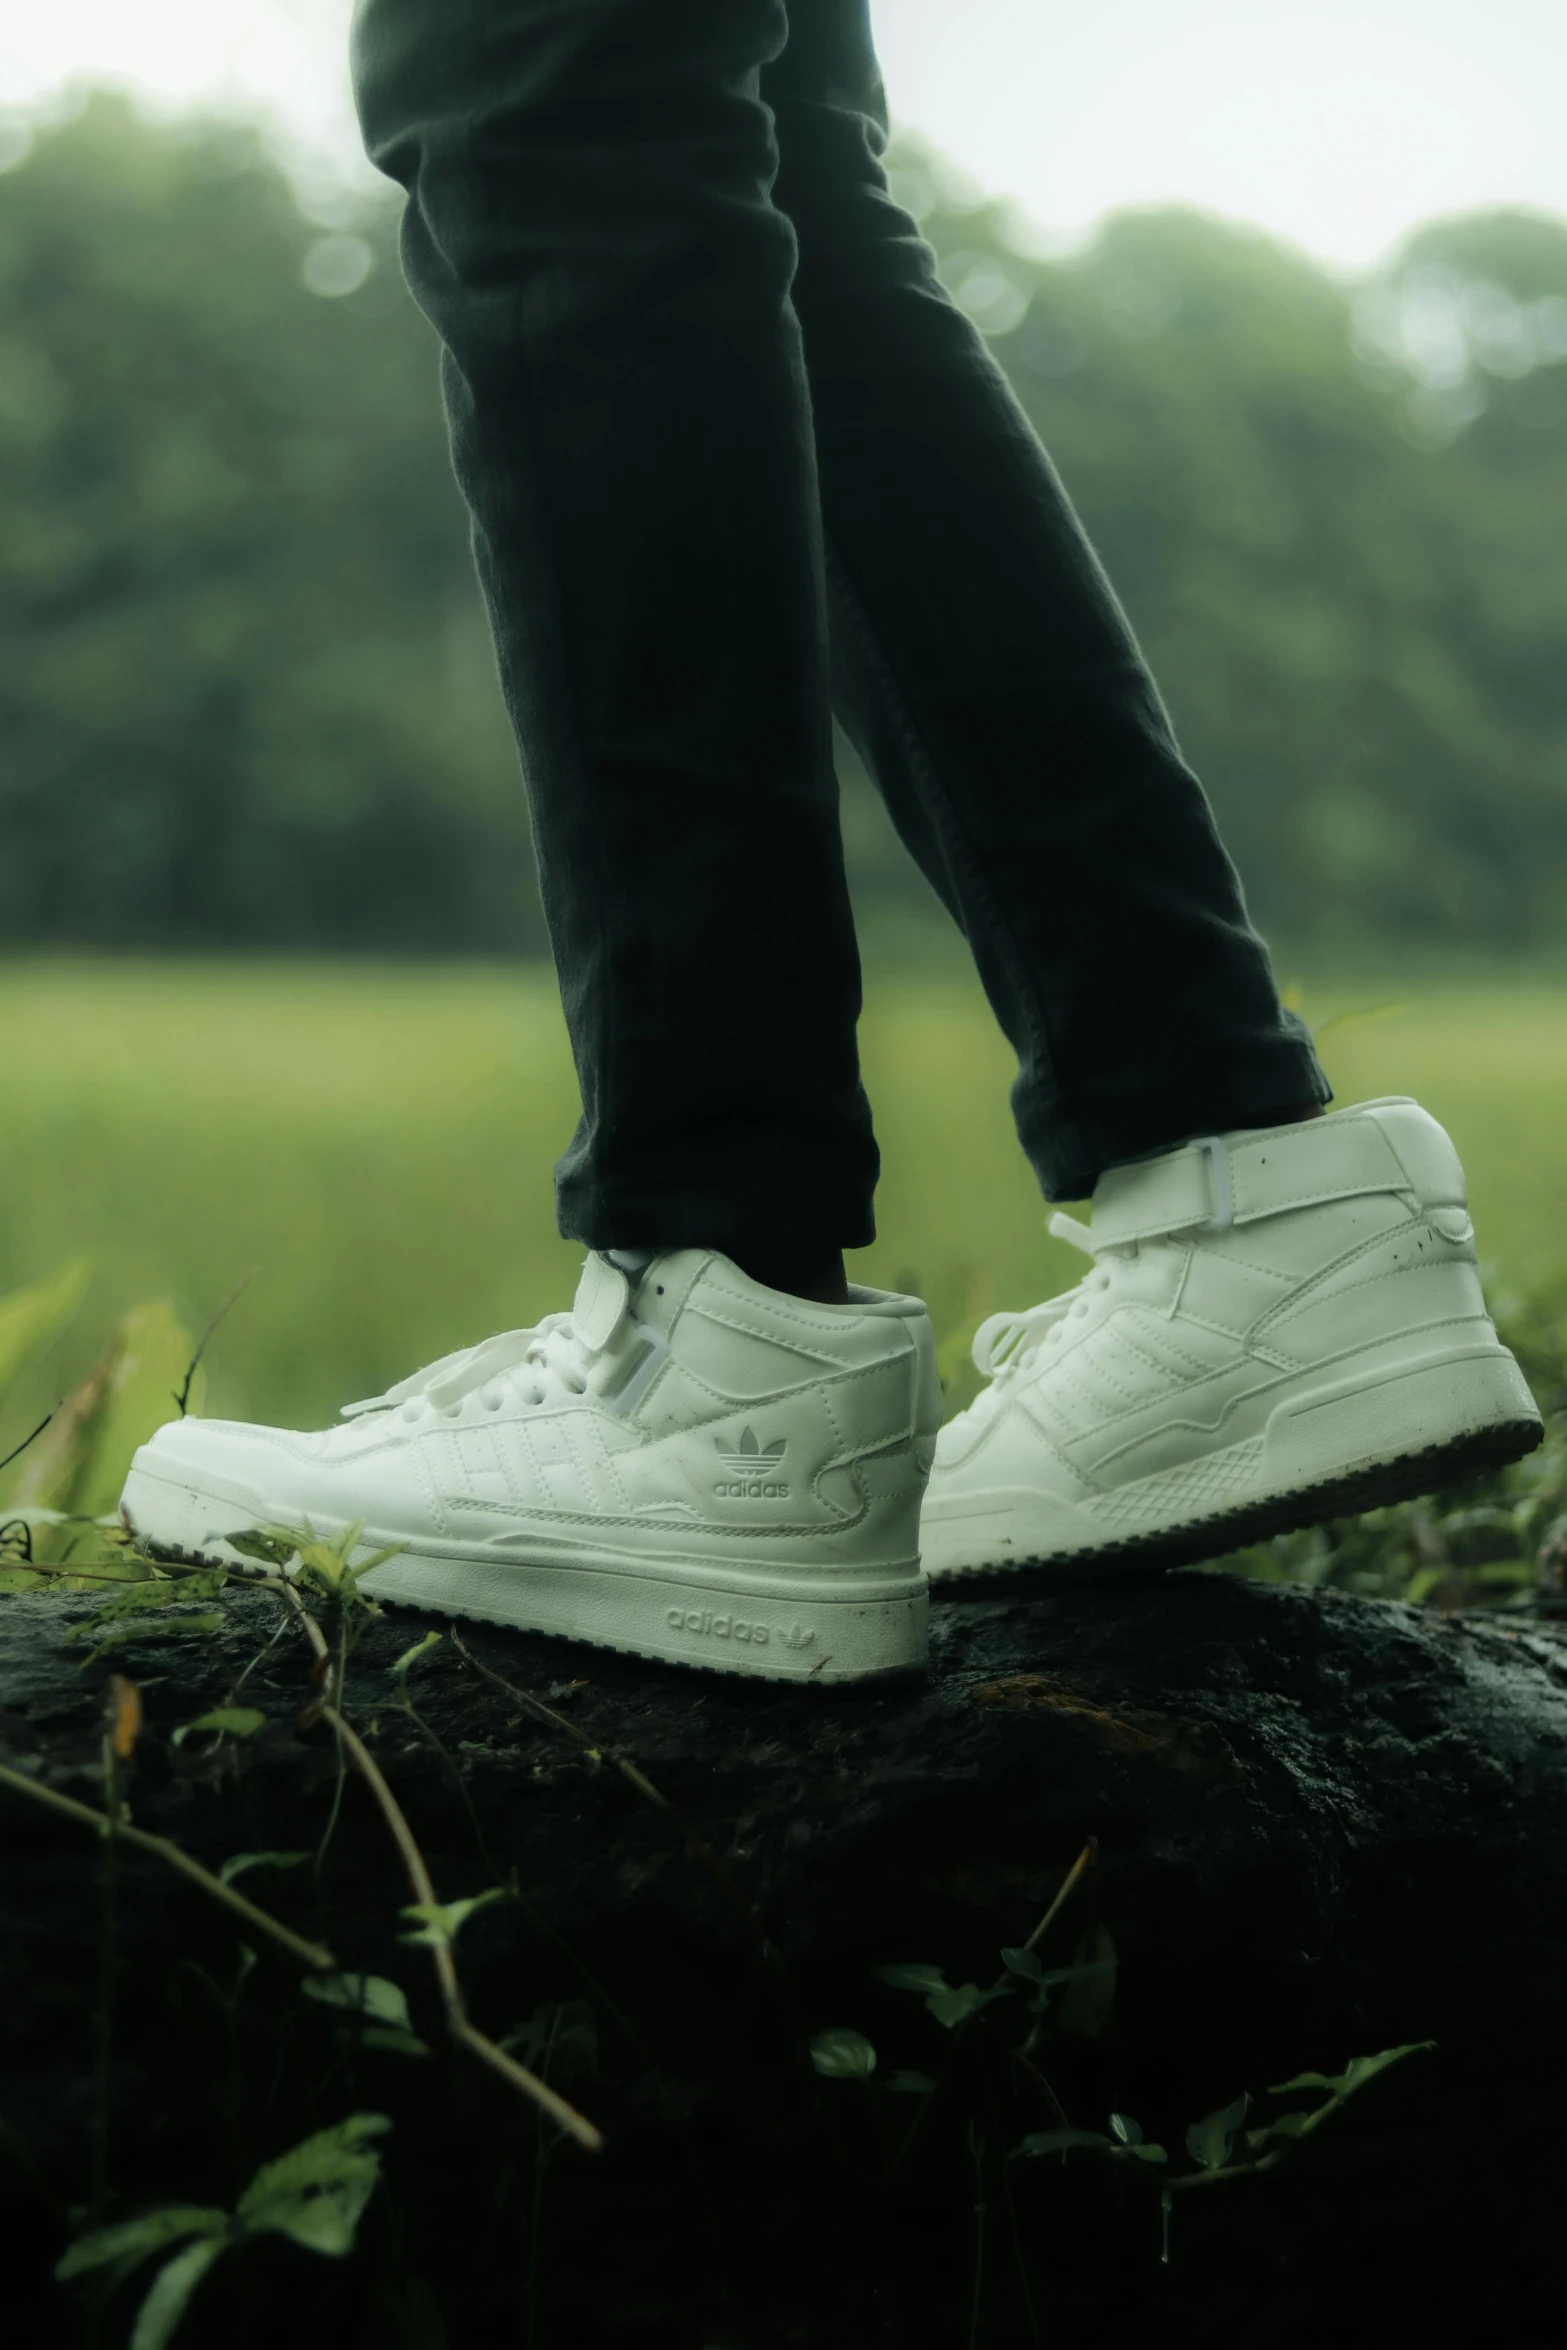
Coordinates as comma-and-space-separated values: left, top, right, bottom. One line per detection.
3, 1572, 1565, 2347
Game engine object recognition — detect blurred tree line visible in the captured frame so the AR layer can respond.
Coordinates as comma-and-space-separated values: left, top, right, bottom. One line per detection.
3, 93, 1566, 957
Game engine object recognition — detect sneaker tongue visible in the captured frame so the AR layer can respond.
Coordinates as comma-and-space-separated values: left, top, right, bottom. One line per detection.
572, 1253, 632, 1352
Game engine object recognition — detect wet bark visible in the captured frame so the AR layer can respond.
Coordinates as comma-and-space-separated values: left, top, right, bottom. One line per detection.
3, 1571, 1565, 2346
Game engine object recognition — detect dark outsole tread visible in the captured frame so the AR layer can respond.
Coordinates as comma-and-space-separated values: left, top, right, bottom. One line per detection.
926, 1417, 1545, 1600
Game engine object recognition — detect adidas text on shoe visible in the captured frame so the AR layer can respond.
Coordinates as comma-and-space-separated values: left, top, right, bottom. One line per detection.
120, 1250, 941, 1683
921, 1098, 1543, 1591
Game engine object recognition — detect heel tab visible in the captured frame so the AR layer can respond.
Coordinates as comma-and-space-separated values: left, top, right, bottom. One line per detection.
1366, 1099, 1468, 1211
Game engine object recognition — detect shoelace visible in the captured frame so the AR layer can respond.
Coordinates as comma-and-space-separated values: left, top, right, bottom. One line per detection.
967, 1212, 1113, 1396
339, 1311, 596, 1423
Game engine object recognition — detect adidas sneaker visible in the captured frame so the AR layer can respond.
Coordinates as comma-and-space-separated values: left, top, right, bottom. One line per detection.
922, 1098, 1543, 1589
120, 1250, 940, 1683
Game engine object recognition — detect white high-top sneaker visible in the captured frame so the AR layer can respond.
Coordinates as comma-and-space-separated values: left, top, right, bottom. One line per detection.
121, 1251, 941, 1682
922, 1098, 1542, 1590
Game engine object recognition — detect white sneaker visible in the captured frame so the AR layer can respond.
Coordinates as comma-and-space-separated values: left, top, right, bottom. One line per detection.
922, 1098, 1542, 1590
120, 1251, 939, 1683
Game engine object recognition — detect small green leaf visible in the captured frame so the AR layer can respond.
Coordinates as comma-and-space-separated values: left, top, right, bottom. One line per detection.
222, 1529, 297, 1566
1109, 2111, 1142, 2146
1403, 1566, 1448, 1605
1185, 2092, 1250, 2171
389, 1631, 443, 1677
236, 2113, 391, 2258
218, 1850, 309, 1887
56, 2206, 227, 2283
871, 1961, 949, 1995
302, 1974, 413, 2032
1268, 2041, 1434, 2104
397, 1889, 504, 1948
810, 2027, 877, 2081
925, 1981, 1012, 2030
358, 2026, 431, 2059
172, 1707, 266, 1749
1242, 2108, 1312, 2155
999, 1945, 1044, 1984
129, 2237, 228, 2350
884, 2070, 937, 2095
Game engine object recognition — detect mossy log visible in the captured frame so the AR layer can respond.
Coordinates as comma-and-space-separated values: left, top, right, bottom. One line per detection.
3, 1572, 1566, 2347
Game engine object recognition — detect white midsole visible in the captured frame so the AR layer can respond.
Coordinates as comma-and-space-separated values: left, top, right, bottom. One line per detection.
120, 1459, 928, 1683
922, 1337, 1540, 1577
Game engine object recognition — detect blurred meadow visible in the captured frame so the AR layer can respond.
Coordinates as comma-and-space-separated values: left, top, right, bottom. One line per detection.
1, 960, 1564, 1458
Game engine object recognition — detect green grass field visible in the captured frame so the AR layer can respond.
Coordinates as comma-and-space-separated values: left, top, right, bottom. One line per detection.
1, 959, 1564, 1449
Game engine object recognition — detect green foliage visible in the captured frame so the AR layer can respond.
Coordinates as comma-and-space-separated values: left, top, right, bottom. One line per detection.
0, 1261, 88, 1410
4, 98, 1567, 957
810, 2026, 878, 2081
217, 1850, 309, 1886
7, 1293, 201, 1564
872, 1960, 1013, 2030
234, 2112, 392, 2254
398, 1889, 504, 1950
389, 1631, 444, 1678
1184, 2093, 1251, 2170
303, 1972, 430, 2058
170, 1706, 266, 1748
56, 2114, 391, 2347
0, 94, 535, 953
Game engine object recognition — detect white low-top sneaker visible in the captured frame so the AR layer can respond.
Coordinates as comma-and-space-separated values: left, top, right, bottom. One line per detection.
121, 1251, 941, 1683
922, 1098, 1542, 1590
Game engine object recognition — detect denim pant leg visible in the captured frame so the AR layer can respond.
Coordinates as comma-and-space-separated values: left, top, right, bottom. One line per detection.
351, 0, 879, 1253
766, 1, 1329, 1201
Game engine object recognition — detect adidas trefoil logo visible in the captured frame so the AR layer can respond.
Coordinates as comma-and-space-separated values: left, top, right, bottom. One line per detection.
714, 1425, 789, 1499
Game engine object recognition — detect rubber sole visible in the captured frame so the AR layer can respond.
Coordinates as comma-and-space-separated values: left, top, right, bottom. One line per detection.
925, 1413, 1543, 1599
120, 1467, 928, 1687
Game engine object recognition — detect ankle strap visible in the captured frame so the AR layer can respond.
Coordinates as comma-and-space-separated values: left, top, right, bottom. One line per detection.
1088, 1110, 1419, 1248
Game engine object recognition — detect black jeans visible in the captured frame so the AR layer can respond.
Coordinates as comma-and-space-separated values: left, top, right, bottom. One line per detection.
352, 0, 1327, 1253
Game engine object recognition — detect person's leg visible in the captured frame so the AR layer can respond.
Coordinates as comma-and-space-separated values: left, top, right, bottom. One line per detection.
118, 0, 946, 1689
763, 0, 1326, 1201
759, 2, 1539, 1586
350, 0, 872, 1291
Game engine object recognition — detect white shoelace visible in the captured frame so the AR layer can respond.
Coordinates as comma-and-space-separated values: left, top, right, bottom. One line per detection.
966, 1212, 1114, 1399
340, 1311, 597, 1423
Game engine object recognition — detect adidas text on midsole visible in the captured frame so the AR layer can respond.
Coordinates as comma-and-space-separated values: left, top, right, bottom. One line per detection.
120, 1463, 927, 1682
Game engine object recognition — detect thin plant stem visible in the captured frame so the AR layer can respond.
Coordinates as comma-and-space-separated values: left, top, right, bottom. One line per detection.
990, 2083, 1042, 2350
526, 2006, 561, 2350
0, 1407, 58, 1480
0, 1759, 335, 1970
312, 1610, 352, 1888
1017, 1839, 1098, 1961
1008, 2044, 1070, 2128
229, 1606, 294, 1701
313, 1697, 602, 2152
90, 1737, 120, 2224
966, 2124, 987, 2350
895, 1842, 1095, 2175
173, 1265, 258, 1417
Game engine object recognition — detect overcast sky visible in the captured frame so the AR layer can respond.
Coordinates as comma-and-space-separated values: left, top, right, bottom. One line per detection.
3, 0, 1564, 271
